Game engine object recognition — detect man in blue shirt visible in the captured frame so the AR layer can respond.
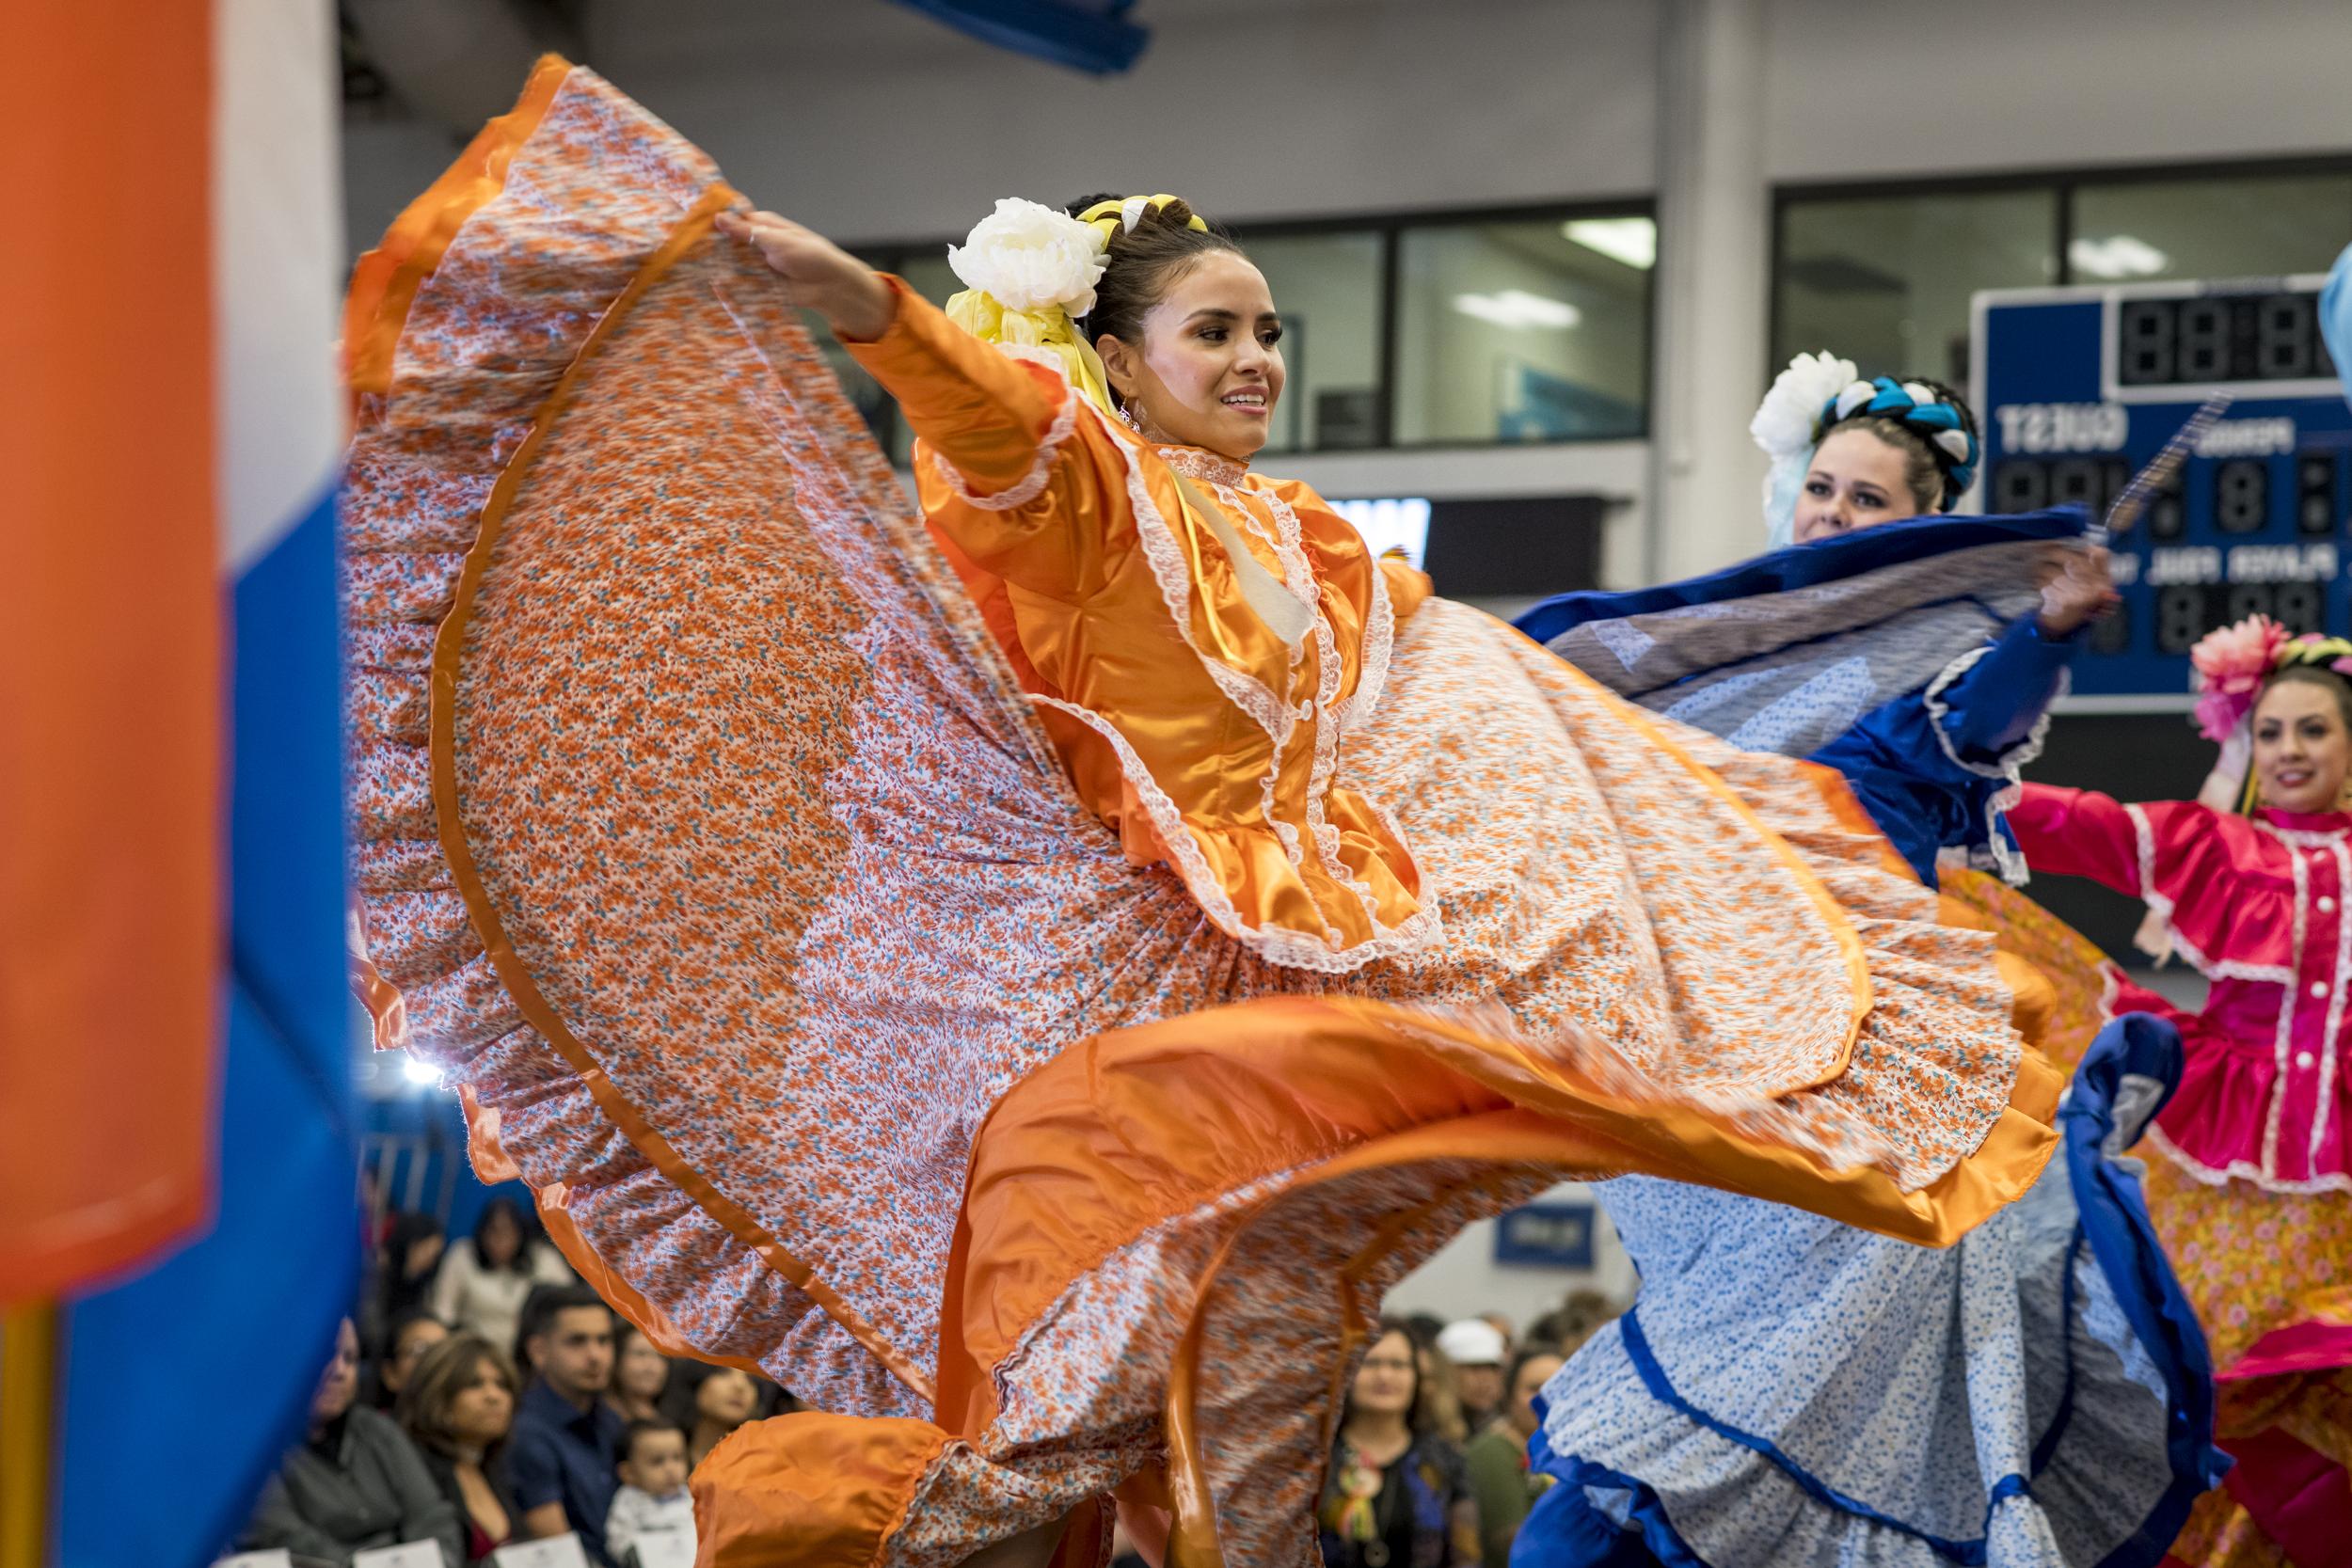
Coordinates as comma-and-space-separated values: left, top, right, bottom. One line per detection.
505, 1284, 625, 1565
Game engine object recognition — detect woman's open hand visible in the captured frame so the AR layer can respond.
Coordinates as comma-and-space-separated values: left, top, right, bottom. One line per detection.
715, 209, 896, 342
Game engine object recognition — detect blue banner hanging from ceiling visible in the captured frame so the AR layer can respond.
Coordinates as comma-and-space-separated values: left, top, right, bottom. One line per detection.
887, 0, 1149, 73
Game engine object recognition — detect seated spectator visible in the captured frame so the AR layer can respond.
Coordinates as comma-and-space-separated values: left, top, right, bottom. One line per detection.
1319, 1320, 1478, 1568
1461, 1341, 1568, 1566
397, 1334, 522, 1565
507, 1285, 626, 1565
375, 1309, 451, 1410
609, 1322, 672, 1425
1435, 1319, 1509, 1432
605, 1419, 696, 1566
431, 1196, 572, 1356
241, 1318, 463, 1567
662, 1363, 760, 1470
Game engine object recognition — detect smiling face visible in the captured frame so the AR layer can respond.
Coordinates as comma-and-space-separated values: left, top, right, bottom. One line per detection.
2252, 674, 2352, 814
1793, 427, 1923, 544
1094, 249, 1285, 462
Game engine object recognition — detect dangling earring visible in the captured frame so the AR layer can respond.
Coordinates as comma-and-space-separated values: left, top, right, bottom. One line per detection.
1119, 400, 1142, 434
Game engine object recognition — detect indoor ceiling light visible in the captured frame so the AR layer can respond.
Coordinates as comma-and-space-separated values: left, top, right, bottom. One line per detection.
1562, 217, 1657, 270
1453, 290, 1582, 329
2068, 234, 2169, 279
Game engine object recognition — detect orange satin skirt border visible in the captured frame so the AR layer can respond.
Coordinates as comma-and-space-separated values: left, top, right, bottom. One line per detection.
694, 990, 2061, 1568
342, 55, 569, 400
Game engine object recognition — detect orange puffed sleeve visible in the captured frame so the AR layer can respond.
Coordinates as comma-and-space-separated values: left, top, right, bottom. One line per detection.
843, 277, 1104, 595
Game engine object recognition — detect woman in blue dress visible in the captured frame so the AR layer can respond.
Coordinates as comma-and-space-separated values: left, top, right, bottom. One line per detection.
1505, 361, 2225, 1567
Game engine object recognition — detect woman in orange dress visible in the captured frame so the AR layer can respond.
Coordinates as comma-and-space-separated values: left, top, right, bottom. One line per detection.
346, 62, 2060, 1568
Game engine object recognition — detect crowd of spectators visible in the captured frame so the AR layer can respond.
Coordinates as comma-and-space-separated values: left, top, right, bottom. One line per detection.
234, 1200, 802, 1568
1086, 1290, 1624, 1568
245, 1195, 1618, 1567
1304, 1294, 1624, 1568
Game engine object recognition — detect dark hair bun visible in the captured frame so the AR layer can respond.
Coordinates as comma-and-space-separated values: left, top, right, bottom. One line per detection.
1060, 194, 1245, 376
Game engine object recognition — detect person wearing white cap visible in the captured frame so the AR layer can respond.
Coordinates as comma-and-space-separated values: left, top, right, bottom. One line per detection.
1434, 1320, 1508, 1433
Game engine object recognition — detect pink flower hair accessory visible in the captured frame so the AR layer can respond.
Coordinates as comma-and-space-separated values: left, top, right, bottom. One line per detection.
2189, 613, 2288, 743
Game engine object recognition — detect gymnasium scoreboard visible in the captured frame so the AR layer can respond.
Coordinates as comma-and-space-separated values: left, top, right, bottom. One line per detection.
1972, 274, 2349, 704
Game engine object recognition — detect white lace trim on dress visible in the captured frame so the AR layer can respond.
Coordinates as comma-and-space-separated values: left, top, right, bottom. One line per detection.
926, 344, 1081, 513
1920, 641, 2065, 887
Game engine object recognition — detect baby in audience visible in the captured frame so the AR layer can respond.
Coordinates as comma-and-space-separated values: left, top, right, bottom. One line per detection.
604, 1419, 695, 1566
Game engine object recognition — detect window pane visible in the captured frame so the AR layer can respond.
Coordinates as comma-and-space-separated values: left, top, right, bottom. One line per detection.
1776, 190, 2058, 387
898, 252, 961, 307
2071, 174, 2352, 284
1395, 217, 1652, 444
1244, 230, 1384, 453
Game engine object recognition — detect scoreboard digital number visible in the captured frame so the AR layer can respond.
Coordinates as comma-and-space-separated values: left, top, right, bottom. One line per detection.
2115, 290, 2336, 391
1972, 274, 2351, 704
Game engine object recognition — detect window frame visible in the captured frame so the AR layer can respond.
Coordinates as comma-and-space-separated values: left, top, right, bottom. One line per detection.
839, 195, 1661, 458
1768, 152, 2352, 388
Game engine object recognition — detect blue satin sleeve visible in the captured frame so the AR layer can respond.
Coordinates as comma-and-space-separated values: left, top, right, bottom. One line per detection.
1931, 614, 2079, 763
1806, 615, 2082, 887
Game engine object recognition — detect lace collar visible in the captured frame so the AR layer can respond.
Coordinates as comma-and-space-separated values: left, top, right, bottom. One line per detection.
1155, 444, 1250, 486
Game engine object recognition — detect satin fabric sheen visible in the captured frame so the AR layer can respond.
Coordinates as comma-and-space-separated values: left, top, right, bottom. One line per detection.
850, 278, 1426, 968
340, 60, 2064, 1568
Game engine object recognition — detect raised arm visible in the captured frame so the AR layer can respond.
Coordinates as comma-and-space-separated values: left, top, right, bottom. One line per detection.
1931, 615, 2080, 765
719, 210, 1096, 592
2005, 783, 2146, 895
1933, 545, 2115, 762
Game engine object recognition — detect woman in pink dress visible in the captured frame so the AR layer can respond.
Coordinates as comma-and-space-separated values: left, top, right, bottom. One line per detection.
2008, 618, 2352, 1568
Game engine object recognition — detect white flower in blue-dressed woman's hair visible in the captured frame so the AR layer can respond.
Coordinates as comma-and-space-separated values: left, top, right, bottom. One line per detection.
1750, 350, 1859, 459
947, 198, 1110, 316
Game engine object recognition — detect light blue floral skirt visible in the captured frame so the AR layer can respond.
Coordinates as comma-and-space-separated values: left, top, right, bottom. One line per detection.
1515, 1015, 2226, 1568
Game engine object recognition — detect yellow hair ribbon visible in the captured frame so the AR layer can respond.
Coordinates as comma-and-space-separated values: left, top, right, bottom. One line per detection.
945, 286, 1118, 419
1076, 193, 1210, 244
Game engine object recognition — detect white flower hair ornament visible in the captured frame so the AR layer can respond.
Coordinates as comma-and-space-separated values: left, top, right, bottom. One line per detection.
947, 198, 1108, 314
1753, 351, 1858, 548
944, 198, 1118, 414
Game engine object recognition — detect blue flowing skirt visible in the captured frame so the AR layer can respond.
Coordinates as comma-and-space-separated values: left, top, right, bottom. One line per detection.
1514, 1015, 2227, 1568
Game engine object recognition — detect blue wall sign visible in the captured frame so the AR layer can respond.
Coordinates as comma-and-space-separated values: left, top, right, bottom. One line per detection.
1972, 275, 2351, 703
1493, 1201, 1597, 1269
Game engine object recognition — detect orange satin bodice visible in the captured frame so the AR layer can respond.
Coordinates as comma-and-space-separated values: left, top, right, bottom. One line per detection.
848, 279, 1435, 971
